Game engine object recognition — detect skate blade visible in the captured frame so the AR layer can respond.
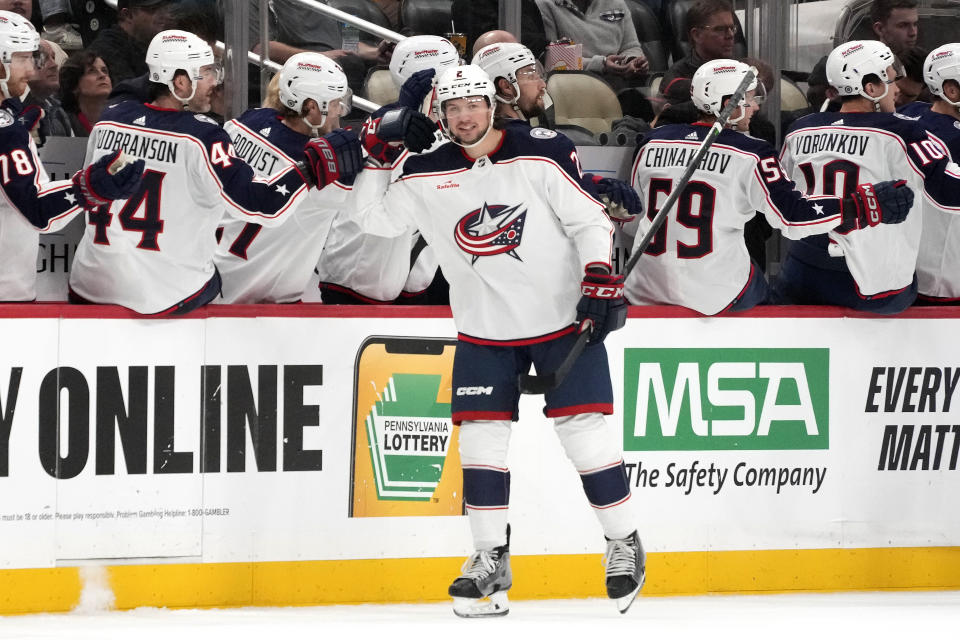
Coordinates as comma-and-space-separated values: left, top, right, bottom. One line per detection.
452, 591, 509, 618
615, 582, 642, 614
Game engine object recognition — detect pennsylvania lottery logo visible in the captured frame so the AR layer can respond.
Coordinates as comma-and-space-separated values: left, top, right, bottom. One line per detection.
623, 348, 829, 451
365, 373, 453, 501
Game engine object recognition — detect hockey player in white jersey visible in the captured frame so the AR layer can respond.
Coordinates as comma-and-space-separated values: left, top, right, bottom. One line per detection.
625, 59, 913, 315
316, 35, 458, 304
0, 9, 143, 301
351, 65, 644, 616
69, 30, 362, 314
778, 40, 960, 313
898, 43, 960, 303
214, 53, 354, 303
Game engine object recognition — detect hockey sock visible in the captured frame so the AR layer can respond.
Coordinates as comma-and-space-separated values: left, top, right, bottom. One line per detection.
553, 413, 636, 540
459, 420, 512, 550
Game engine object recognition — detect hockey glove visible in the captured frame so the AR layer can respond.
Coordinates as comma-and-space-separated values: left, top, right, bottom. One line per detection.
360, 115, 404, 165
71, 150, 145, 210
397, 68, 436, 110
303, 128, 363, 188
576, 268, 627, 344
838, 180, 914, 234
591, 175, 642, 223
378, 107, 438, 154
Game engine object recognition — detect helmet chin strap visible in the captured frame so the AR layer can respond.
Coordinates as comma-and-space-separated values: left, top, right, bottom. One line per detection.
304, 112, 327, 137
169, 77, 197, 108
0, 61, 13, 99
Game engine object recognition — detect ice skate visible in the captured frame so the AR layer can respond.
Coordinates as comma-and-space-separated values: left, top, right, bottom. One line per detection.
448, 538, 512, 618
604, 530, 645, 614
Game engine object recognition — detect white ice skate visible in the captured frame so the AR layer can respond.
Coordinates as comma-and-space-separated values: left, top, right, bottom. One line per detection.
448, 540, 512, 618
604, 530, 645, 614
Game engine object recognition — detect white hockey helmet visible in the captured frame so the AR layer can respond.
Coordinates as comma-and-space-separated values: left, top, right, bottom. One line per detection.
690, 59, 758, 125
278, 52, 351, 133
0, 10, 39, 99
389, 35, 460, 88
472, 42, 538, 106
924, 43, 960, 108
826, 40, 896, 108
435, 64, 497, 148
146, 29, 219, 106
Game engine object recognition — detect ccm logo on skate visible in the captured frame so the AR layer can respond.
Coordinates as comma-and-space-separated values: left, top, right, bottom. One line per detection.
581, 285, 624, 299
456, 386, 494, 396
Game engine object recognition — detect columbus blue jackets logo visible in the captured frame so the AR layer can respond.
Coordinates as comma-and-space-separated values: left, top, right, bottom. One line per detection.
454, 202, 527, 264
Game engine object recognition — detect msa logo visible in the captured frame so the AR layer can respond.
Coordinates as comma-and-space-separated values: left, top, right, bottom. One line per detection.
456, 386, 493, 396
623, 348, 829, 451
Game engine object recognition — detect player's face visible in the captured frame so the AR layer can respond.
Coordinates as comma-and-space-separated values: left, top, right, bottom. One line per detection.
516, 64, 546, 117
0, 0, 31, 19
76, 57, 112, 101
871, 65, 900, 113
127, 6, 176, 45
729, 89, 760, 131
4, 51, 36, 96
895, 75, 923, 107
692, 11, 737, 60
443, 96, 493, 145
875, 8, 919, 54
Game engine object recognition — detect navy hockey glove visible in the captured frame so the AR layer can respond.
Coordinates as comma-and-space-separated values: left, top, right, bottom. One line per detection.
591, 175, 642, 223
71, 150, 145, 210
378, 107, 437, 154
303, 128, 363, 188
397, 68, 436, 110
576, 268, 627, 344
838, 180, 914, 234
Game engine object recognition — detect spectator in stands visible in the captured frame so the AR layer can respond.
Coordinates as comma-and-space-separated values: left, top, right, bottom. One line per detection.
452, 0, 548, 59
660, 0, 736, 99
87, 0, 176, 85
24, 38, 72, 138
473, 30, 519, 57
895, 45, 929, 107
372, 0, 401, 30
59, 50, 111, 136
0, 0, 29, 20
871, 0, 918, 56
536, 0, 649, 90
38, 0, 83, 50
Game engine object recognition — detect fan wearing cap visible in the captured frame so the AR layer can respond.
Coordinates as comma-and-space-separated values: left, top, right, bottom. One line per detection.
213, 53, 356, 304
69, 30, 362, 315
777, 40, 960, 314
897, 44, 960, 303
625, 59, 912, 316
351, 64, 645, 616
317, 35, 460, 305
87, 0, 177, 85
0, 9, 144, 301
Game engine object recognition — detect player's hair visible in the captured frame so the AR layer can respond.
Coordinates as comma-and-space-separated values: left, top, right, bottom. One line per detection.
59, 50, 108, 114
687, 0, 734, 32
870, 0, 918, 25
897, 46, 928, 82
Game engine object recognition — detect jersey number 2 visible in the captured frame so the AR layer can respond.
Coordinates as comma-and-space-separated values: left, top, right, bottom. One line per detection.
644, 178, 716, 258
88, 170, 165, 250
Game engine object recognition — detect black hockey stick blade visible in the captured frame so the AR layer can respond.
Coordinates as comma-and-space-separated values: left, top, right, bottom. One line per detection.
518, 329, 590, 394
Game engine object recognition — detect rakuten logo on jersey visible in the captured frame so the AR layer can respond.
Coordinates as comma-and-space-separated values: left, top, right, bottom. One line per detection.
622, 348, 829, 451
456, 386, 494, 396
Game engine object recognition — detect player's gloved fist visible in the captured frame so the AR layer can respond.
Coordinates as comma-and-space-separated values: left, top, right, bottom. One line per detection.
397, 68, 436, 110
576, 268, 627, 344
379, 107, 437, 154
71, 150, 145, 210
303, 128, 363, 188
591, 175, 642, 222
1, 97, 41, 131
838, 180, 914, 233
361, 115, 404, 165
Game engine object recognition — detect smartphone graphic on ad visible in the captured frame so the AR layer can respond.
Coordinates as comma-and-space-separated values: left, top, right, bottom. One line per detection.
349, 336, 463, 517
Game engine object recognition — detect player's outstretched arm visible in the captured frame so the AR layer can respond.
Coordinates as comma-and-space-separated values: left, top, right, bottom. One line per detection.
303, 129, 364, 188
587, 174, 642, 223
72, 150, 145, 210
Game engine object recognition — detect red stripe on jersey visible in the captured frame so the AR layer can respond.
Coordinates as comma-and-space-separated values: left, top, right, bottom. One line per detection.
591, 494, 631, 510
545, 402, 614, 418
578, 459, 624, 475
457, 325, 576, 346
465, 504, 508, 511
461, 464, 510, 472
318, 281, 397, 304
452, 410, 514, 425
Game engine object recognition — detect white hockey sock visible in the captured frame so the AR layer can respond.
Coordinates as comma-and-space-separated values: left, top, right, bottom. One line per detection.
553, 412, 636, 540
459, 419, 512, 550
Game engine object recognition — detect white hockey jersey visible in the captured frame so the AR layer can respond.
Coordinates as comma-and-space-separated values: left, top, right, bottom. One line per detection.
352, 121, 613, 343
70, 101, 310, 314
626, 124, 847, 315
0, 107, 83, 301
215, 108, 352, 304
781, 110, 960, 298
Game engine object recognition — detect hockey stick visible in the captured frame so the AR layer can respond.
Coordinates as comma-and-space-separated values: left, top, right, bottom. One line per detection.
519, 69, 757, 396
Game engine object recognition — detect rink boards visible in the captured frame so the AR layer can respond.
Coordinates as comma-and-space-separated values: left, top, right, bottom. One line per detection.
0, 305, 958, 613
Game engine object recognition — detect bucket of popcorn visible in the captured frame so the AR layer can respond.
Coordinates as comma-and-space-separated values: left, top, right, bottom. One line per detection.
545, 39, 583, 71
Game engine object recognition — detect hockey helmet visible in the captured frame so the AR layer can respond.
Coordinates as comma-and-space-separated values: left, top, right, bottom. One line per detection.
278, 52, 351, 133
472, 42, 539, 107
434, 64, 497, 148
0, 10, 39, 99
924, 43, 960, 107
826, 40, 896, 108
690, 59, 758, 125
146, 29, 220, 106
389, 35, 461, 88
